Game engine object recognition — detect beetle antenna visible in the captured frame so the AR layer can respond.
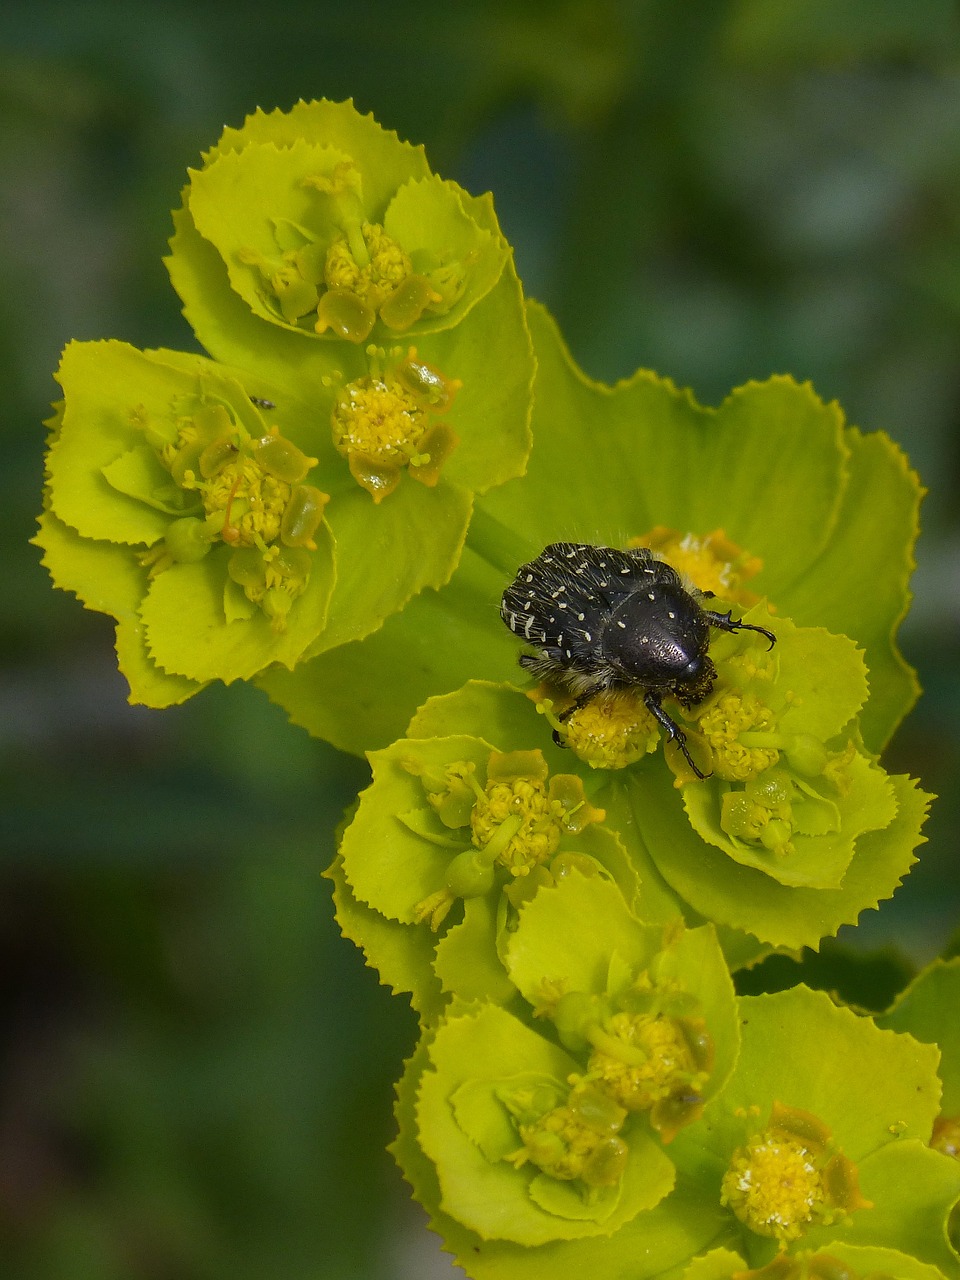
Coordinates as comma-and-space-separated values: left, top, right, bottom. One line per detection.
701, 609, 776, 651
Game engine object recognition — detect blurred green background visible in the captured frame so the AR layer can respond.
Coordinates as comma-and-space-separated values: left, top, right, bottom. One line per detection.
3, 2, 960, 1276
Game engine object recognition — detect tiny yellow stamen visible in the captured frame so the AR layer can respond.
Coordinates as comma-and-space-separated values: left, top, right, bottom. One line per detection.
323, 222, 413, 312
331, 349, 459, 501
698, 690, 780, 781
587, 1011, 709, 1117
203, 457, 292, 547
629, 526, 763, 603
723, 1132, 825, 1240
721, 1102, 870, 1242
549, 690, 661, 770
470, 776, 563, 875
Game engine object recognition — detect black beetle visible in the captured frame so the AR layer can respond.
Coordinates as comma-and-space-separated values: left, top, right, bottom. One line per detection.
500, 541, 776, 778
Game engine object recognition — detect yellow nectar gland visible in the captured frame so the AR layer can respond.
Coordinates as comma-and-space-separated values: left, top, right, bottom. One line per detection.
331, 351, 459, 502
698, 690, 780, 782
587, 1011, 708, 1115
470, 775, 564, 876
550, 690, 661, 770
932, 1113, 960, 1159
732, 1253, 881, 1280
721, 1104, 869, 1242
629, 526, 763, 604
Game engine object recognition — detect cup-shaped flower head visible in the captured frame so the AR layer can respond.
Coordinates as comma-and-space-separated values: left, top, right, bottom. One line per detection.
400, 1001, 677, 1248
36, 101, 534, 704
166, 100, 532, 511
500, 872, 741, 1144
668, 987, 960, 1275
172, 99, 508, 348
390, 875, 739, 1253
35, 343, 336, 699
331, 734, 634, 1021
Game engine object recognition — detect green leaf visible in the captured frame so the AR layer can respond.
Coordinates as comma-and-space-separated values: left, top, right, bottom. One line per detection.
702, 988, 942, 1159
778, 427, 923, 752
410, 254, 534, 497
48, 341, 191, 545
101, 444, 198, 515
325, 852, 446, 1022
33, 508, 204, 708
678, 1250, 749, 1280
257, 546, 517, 753
433, 896, 517, 1004
205, 99, 432, 217
302, 478, 473, 655
381, 174, 509, 335
503, 871, 662, 1002
409, 679, 552, 746
879, 958, 960, 1114
35, 505, 145, 620
810, 1241, 958, 1280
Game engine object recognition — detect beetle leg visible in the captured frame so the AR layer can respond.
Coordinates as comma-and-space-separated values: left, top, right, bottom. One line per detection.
643, 693, 710, 780
555, 688, 595, 724
702, 609, 776, 650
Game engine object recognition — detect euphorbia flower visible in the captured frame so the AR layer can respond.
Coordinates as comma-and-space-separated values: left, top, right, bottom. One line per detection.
36, 100, 534, 704
332, 735, 632, 1020
669, 987, 960, 1273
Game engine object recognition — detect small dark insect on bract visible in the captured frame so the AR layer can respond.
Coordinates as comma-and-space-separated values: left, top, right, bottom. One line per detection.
500, 541, 776, 779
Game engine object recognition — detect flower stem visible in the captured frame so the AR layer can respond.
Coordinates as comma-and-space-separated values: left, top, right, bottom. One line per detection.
466, 506, 531, 579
